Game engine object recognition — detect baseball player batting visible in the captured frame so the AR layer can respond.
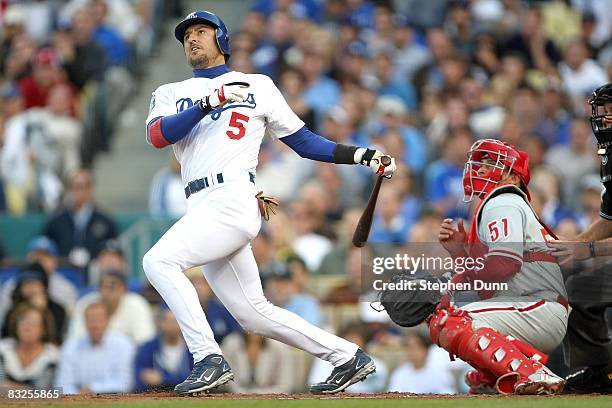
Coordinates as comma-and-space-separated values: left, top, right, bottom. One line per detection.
433, 139, 569, 394
142, 10, 396, 395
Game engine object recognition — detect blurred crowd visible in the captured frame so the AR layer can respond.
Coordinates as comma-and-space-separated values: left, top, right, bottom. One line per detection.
0, 0, 182, 215
2, 0, 612, 396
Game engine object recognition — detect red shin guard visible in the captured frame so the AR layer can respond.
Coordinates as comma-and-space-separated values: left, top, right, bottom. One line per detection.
428, 307, 546, 394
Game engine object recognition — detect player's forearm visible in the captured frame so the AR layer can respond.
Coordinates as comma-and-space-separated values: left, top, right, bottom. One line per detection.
281, 126, 336, 162
147, 104, 210, 148
280, 126, 379, 165
577, 217, 612, 242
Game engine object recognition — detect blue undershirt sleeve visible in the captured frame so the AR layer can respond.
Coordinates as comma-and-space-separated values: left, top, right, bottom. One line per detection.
280, 126, 337, 162
159, 103, 207, 144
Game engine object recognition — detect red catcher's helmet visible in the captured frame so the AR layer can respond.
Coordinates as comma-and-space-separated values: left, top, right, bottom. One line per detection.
462, 139, 531, 202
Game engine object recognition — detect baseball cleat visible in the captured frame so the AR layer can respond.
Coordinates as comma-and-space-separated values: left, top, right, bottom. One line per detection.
514, 367, 565, 395
309, 348, 376, 394
564, 365, 612, 394
174, 354, 233, 395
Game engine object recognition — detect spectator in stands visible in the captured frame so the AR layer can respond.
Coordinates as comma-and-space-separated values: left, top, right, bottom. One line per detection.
0, 304, 59, 391
222, 332, 295, 393
413, 28, 456, 100
18, 48, 72, 110
0, 83, 31, 214
577, 175, 604, 231
251, 11, 293, 81
90, 0, 131, 67
53, 8, 107, 89
501, 5, 561, 74
60, 0, 141, 44
0, 5, 26, 73
459, 78, 506, 139
317, 208, 362, 275
300, 42, 341, 117
289, 197, 332, 272
1, 262, 67, 345
187, 268, 241, 345
43, 169, 118, 269
87, 0, 134, 119
55, 301, 134, 394
424, 127, 473, 219
0, 236, 78, 324
87, 239, 127, 287
371, 95, 427, 174
279, 67, 316, 130
558, 39, 608, 109
537, 82, 572, 146
391, 13, 430, 82
531, 166, 576, 228
370, 185, 411, 245
263, 260, 323, 326
545, 118, 598, 207
323, 246, 363, 305
148, 154, 186, 220
27, 82, 82, 177
68, 268, 155, 345
133, 307, 192, 392
309, 322, 388, 393
3, 35, 37, 83
387, 331, 456, 394
373, 48, 417, 112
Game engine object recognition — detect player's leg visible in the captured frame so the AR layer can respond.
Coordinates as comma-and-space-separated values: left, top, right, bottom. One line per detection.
428, 298, 567, 395
142, 194, 260, 394
460, 297, 568, 353
564, 269, 612, 393
203, 243, 375, 394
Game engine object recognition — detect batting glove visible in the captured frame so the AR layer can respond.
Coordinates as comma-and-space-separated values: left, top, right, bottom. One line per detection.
200, 82, 250, 111
354, 148, 397, 178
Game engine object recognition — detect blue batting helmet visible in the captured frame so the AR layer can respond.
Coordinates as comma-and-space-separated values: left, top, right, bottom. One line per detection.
174, 10, 230, 61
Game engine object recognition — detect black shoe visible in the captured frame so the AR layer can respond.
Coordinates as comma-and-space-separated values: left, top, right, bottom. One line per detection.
310, 349, 376, 394
174, 354, 233, 395
564, 365, 612, 394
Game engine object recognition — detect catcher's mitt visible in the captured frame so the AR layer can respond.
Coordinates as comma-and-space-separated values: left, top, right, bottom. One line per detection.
379, 273, 442, 327
256, 191, 279, 221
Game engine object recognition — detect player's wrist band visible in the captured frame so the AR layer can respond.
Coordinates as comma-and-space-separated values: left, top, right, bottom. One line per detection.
199, 97, 213, 113
333, 144, 359, 164
589, 241, 597, 258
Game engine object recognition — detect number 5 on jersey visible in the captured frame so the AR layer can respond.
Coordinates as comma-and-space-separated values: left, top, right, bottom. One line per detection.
488, 217, 509, 242
227, 112, 250, 140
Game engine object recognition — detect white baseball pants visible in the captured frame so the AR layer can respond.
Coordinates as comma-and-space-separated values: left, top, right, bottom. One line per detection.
142, 177, 357, 365
460, 296, 569, 353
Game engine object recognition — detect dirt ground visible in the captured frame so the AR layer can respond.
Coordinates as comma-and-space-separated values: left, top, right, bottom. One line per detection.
3, 390, 608, 405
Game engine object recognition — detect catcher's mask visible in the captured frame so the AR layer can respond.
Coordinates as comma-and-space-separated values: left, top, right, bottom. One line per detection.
462, 139, 531, 202
589, 83, 612, 145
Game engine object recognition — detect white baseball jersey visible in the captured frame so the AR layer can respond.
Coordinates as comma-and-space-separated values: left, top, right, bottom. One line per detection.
146, 72, 304, 185
473, 185, 567, 301
142, 68, 360, 368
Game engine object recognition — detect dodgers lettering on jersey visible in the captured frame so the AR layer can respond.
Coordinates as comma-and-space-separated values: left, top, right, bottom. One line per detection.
476, 188, 567, 301
146, 73, 304, 185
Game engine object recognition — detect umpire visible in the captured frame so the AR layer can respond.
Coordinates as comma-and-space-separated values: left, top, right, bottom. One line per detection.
551, 83, 612, 393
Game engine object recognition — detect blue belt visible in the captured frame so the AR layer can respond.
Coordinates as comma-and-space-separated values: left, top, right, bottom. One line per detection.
185, 172, 255, 199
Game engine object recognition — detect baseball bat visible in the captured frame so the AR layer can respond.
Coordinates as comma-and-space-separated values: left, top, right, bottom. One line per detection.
352, 155, 392, 247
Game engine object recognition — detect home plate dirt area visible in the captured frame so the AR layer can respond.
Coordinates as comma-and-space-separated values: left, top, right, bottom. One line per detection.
3, 391, 612, 408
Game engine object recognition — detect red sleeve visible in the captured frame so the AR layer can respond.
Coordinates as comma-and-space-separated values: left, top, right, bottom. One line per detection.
147, 118, 170, 148
452, 254, 521, 285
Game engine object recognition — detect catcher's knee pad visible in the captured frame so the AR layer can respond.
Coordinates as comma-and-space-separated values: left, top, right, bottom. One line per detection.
427, 307, 547, 394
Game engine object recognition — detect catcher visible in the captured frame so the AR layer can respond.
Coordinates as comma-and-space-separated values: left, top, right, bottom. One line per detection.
382, 139, 568, 394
